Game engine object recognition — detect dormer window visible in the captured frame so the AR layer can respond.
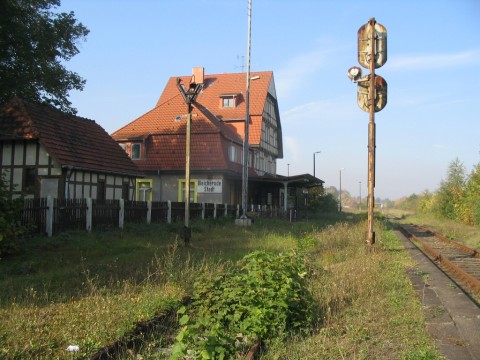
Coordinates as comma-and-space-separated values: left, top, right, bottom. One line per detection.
219, 93, 238, 108
131, 143, 141, 160
223, 97, 235, 108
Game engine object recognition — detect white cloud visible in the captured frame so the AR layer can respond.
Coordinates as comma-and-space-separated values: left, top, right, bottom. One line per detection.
389, 49, 480, 71
275, 49, 328, 98
282, 96, 358, 124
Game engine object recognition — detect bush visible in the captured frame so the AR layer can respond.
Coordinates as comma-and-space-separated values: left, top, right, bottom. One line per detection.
0, 173, 28, 256
171, 250, 315, 359
309, 189, 338, 213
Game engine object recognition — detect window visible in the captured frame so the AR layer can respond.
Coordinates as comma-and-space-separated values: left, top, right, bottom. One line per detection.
136, 179, 152, 201
229, 145, 236, 162
131, 143, 141, 160
178, 179, 198, 203
97, 180, 106, 202
219, 94, 238, 108
122, 182, 129, 200
222, 97, 235, 108
23, 167, 36, 194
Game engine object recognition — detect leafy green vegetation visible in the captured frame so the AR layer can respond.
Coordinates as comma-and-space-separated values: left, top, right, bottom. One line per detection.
397, 158, 480, 228
0, 0, 89, 112
0, 215, 442, 359
0, 173, 32, 257
264, 224, 440, 359
171, 250, 315, 359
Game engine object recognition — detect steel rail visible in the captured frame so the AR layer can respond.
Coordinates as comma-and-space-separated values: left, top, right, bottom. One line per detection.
398, 224, 480, 296
413, 224, 480, 258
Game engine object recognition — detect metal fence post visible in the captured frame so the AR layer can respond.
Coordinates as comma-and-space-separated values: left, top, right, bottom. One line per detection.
202, 203, 205, 220
224, 203, 228, 217
119, 199, 124, 229
86, 198, 92, 232
167, 200, 172, 224
46, 196, 53, 237
147, 201, 152, 224
214, 203, 217, 219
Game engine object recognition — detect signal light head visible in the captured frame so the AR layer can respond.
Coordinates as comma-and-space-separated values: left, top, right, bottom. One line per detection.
347, 66, 362, 82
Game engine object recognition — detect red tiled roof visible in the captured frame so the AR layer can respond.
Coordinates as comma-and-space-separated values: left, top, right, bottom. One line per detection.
111, 71, 275, 173
136, 131, 230, 171
0, 97, 143, 177
152, 71, 273, 144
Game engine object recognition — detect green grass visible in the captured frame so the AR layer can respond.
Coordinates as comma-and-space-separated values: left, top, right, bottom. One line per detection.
0, 214, 442, 359
263, 223, 440, 359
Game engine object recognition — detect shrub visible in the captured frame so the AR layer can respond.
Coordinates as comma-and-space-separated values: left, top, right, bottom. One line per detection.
0, 173, 28, 256
171, 250, 315, 359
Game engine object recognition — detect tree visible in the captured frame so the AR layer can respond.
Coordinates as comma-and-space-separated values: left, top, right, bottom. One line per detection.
460, 163, 480, 225
396, 194, 419, 211
434, 158, 467, 220
417, 190, 435, 214
309, 186, 338, 212
0, 0, 89, 113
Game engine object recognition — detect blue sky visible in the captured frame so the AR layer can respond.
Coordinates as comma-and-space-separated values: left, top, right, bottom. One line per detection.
59, 0, 480, 200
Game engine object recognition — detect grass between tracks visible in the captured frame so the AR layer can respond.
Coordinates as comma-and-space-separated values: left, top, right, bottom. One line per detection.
0, 213, 441, 359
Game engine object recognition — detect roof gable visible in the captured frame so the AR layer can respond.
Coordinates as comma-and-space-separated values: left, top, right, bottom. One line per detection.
0, 97, 143, 176
113, 71, 275, 143
111, 70, 282, 173
156, 71, 273, 122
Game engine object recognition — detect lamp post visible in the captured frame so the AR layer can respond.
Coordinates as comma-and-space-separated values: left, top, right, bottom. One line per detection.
313, 151, 321, 177
176, 77, 202, 242
287, 163, 290, 177
339, 168, 344, 212
241, 0, 253, 219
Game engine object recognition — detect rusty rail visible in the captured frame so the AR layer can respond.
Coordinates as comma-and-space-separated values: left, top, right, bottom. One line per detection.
413, 224, 480, 258
398, 224, 480, 296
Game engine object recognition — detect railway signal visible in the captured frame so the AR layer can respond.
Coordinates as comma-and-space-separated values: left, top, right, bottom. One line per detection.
358, 20, 387, 69
347, 18, 387, 250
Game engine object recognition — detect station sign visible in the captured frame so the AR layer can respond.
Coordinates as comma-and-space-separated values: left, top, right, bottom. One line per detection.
197, 179, 223, 193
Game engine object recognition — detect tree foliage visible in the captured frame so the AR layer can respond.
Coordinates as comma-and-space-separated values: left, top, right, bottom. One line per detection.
433, 158, 467, 220
401, 158, 480, 226
0, 0, 89, 113
309, 186, 338, 212
396, 194, 420, 211
460, 163, 480, 224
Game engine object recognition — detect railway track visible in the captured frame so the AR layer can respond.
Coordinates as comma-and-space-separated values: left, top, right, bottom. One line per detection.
398, 223, 480, 300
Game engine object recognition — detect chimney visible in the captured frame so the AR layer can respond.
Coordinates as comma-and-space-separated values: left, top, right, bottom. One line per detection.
192, 67, 204, 85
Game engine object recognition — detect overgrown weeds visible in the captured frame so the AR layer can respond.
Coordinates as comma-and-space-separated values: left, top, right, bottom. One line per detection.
0, 215, 441, 359
170, 250, 315, 359
263, 220, 440, 360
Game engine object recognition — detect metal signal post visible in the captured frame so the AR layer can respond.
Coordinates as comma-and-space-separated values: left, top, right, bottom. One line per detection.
347, 18, 387, 251
367, 18, 377, 250
177, 77, 202, 242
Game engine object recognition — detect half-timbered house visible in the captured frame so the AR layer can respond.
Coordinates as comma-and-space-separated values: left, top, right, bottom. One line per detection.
0, 97, 143, 200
